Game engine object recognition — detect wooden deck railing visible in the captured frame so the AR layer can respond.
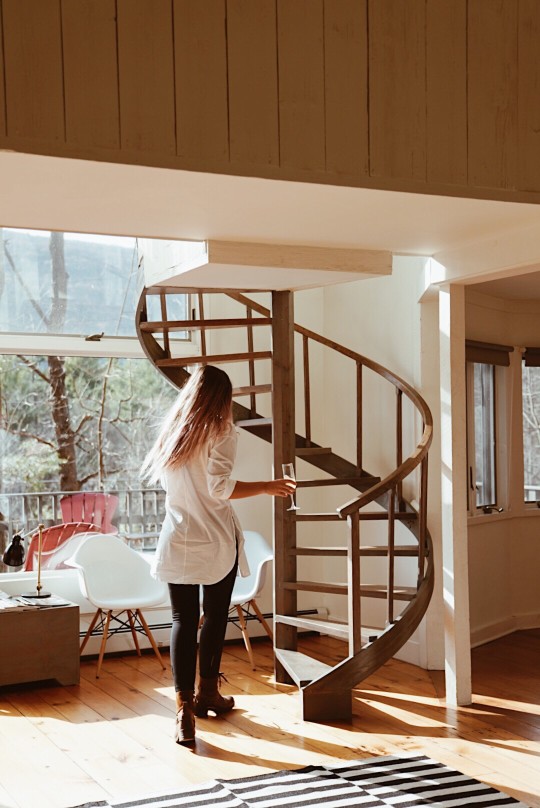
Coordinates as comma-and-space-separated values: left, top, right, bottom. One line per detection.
0, 487, 165, 546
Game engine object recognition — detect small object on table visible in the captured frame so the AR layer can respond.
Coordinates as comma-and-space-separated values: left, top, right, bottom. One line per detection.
3, 524, 51, 598
21, 524, 51, 599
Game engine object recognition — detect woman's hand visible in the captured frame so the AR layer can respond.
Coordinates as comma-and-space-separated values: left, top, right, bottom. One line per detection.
229, 478, 297, 499
266, 478, 296, 497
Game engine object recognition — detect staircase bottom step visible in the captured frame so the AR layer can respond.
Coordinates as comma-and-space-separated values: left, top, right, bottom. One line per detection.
275, 649, 332, 687
276, 614, 349, 640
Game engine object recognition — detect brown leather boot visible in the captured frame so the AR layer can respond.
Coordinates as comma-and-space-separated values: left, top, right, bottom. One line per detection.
194, 674, 235, 717
175, 690, 195, 745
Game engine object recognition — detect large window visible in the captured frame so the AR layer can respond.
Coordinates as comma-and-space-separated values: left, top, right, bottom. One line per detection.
0, 354, 177, 495
467, 363, 497, 509
1, 229, 140, 337
522, 354, 540, 503
465, 341, 513, 514
0, 228, 188, 338
0, 228, 191, 551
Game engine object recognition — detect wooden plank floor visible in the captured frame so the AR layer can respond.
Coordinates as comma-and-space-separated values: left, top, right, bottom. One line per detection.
0, 629, 539, 808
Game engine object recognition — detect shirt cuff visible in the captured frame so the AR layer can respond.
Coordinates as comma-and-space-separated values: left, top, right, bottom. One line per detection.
222, 478, 237, 500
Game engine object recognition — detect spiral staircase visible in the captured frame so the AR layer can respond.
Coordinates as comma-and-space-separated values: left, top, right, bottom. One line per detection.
136, 284, 434, 723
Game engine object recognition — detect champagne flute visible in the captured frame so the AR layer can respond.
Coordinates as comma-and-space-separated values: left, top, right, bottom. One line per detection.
281, 463, 300, 511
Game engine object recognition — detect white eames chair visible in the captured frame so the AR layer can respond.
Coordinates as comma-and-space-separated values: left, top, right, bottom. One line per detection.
229, 530, 274, 669
66, 534, 168, 678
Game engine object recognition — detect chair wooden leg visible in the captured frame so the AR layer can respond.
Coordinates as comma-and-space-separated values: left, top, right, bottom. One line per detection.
96, 610, 112, 678
127, 610, 141, 656
80, 608, 102, 653
235, 604, 255, 670
250, 599, 273, 640
136, 609, 166, 670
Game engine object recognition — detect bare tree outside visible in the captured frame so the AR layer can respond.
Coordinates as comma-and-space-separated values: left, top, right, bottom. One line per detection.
0, 228, 182, 495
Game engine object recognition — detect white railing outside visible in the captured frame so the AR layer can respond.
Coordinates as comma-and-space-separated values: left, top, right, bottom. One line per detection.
0, 487, 165, 552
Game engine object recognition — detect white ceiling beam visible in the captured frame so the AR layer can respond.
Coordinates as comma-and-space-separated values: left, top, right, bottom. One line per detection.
144, 239, 392, 292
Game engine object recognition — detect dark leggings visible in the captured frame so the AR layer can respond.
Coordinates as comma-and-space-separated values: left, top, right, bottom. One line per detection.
168, 553, 238, 692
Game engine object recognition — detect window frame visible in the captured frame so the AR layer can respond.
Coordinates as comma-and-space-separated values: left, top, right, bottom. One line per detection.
466, 361, 500, 514
521, 357, 540, 508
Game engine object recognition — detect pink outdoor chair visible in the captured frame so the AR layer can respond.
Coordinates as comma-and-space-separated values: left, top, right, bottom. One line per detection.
23, 521, 102, 571
60, 492, 119, 534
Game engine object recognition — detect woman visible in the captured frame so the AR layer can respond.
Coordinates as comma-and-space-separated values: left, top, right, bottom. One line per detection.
142, 365, 294, 745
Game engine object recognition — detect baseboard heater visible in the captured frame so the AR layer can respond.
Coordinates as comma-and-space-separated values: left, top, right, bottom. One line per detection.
79, 607, 326, 640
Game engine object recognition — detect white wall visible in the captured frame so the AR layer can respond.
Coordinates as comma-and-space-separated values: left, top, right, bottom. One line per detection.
465, 290, 540, 645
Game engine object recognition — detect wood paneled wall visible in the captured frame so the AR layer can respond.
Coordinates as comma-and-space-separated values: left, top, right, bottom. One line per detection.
1, 0, 539, 203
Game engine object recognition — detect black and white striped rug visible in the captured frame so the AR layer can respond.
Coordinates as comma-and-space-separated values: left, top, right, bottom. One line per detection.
71, 754, 529, 808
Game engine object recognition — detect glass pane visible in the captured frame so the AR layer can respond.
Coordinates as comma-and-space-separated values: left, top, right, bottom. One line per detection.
522, 364, 540, 501
0, 229, 189, 338
0, 354, 177, 541
473, 363, 496, 507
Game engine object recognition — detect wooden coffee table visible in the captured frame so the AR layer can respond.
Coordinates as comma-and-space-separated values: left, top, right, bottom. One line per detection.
0, 602, 80, 687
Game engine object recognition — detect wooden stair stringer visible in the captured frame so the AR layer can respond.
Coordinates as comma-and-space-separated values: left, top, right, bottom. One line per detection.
301, 530, 434, 697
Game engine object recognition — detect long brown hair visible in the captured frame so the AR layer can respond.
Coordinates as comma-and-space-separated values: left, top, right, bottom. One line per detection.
141, 365, 233, 483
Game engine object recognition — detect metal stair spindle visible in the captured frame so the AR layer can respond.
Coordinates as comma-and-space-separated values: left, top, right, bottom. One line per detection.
159, 291, 170, 357
303, 335, 311, 446
348, 511, 361, 655
246, 306, 256, 416
357, 362, 363, 473
396, 388, 403, 508
198, 293, 207, 357
387, 486, 396, 625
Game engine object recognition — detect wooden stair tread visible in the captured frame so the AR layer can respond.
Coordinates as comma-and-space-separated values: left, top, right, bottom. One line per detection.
360, 545, 418, 556
296, 476, 380, 488
292, 545, 419, 557
274, 648, 332, 687
361, 585, 416, 600
275, 614, 350, 640
140, 316, 272, 332
357, 511, 417, 520
294, 513, 343, 522
283, 581, 348, 595
295, 447, 333, 456
235, 417, 273, 427
157, 350, 272, 367
283, 581, 417, 599
233, 384, 272, 396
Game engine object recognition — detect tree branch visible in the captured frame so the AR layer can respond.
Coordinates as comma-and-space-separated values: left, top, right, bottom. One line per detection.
1, 423, 56, 449
16, 355, 51, 385
77, 470, 101, 486
73, 414, 93, 437
78, 465, 128, 487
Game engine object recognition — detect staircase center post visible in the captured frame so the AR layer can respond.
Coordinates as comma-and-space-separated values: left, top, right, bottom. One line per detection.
272, 290, 298, 684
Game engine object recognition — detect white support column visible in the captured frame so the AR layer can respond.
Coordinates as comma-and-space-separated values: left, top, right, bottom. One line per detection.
439, 284, 472, 706
418, 294, 445, 671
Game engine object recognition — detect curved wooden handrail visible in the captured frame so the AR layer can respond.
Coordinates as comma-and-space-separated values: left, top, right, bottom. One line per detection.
338, 444, 430, 518
304, 526, 435, 694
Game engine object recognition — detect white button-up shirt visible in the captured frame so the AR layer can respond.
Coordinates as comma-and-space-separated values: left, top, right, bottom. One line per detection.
150, 421, 249, 585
